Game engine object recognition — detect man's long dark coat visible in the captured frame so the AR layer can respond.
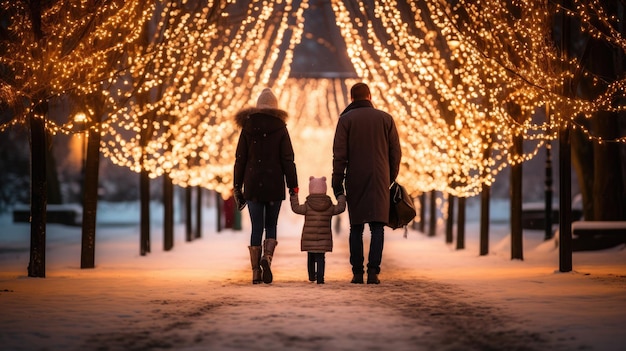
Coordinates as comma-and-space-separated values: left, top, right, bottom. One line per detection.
332, 100, 402, 225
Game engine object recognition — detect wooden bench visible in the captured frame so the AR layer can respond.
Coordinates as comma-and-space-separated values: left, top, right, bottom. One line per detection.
13, 204, 82, 226
571, 221, 626, 251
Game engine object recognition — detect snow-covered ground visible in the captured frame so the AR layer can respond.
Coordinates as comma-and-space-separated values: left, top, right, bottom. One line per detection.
0, 198, 624, 351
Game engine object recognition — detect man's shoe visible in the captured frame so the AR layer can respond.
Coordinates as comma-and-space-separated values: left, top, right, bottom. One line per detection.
351, 274, 364, 284
367, 274, 380, 284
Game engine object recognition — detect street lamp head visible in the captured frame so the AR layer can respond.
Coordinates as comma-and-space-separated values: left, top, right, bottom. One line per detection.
73, 112, 89, 133
74, 112, 87, 123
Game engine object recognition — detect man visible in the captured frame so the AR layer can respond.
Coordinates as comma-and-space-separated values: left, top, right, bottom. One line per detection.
332, 82, 402, 284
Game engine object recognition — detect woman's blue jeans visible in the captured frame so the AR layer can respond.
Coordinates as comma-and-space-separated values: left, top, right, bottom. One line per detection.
247, 200, 282, 246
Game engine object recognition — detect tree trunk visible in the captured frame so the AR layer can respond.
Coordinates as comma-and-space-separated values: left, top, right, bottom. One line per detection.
511, 143, 523, 260
186, 186, 193, 241
480, 143, 491, 256
418, 193, 426, 233
27, 0, 46, 278
28, 105, 47, 278
508, 100, 524, 260
80, 114, 101, 269
544, 104, 554, 240
428, 191, 437, 237
163, 174, 174, 251
195, 186, 202, 239
445, 194, 454, 244
216, 191, 222, 233
558, 0, 573, 272
511, 163, 524, 260
559, 122, 573, 271
140, 169, 150, 255
592, 112, 625, 220
456, 196, 466, 250
480, 184, 490, 256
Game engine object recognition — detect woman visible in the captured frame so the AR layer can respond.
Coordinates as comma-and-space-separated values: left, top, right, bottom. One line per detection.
233, 88, 299, 284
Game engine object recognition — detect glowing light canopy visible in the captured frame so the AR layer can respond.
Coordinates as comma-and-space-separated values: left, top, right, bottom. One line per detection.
1, 0, 624, 198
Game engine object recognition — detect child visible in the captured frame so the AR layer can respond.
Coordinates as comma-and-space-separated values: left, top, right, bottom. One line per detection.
290, 176, 346, 284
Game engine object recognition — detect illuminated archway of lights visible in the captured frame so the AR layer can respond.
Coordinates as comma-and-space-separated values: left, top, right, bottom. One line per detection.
1, 0, 625, 198
331, 0, 626, 197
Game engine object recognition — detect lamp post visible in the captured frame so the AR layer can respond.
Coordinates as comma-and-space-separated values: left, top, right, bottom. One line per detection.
74, 112, 88, 202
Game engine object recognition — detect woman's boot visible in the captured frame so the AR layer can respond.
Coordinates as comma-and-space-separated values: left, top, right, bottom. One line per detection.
248, 246, 262, 284
260, 238, 278, 284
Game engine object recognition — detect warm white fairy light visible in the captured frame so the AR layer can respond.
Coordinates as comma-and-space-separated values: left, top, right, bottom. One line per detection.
1, 0, 624, 198
329, 0, 626, 197
95, 0, 309, 195
0, 0, 156, 133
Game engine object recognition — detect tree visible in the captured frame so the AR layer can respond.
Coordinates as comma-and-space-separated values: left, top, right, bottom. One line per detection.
565, 0, 626, 221
0, 0, 156, 275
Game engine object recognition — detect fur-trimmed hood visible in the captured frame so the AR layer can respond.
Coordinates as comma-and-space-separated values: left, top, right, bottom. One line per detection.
234, 107, 288, 128
233, 105, 298, 202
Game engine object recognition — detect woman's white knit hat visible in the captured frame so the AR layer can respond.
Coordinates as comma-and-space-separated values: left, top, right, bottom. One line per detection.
256, 88, 278, 109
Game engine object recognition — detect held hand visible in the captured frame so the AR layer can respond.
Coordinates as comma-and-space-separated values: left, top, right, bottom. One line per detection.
234, 189, 246, 211
332, 184, 345, 200
289, 187, 299, 196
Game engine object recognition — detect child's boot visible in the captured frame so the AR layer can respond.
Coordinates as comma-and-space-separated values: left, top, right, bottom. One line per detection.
316, 254, 325, 284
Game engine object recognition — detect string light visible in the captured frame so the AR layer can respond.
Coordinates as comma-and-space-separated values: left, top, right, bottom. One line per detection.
1, 0, 624, 199
332, 0, 626, 196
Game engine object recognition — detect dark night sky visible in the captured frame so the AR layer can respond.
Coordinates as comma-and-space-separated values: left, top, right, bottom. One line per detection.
290, 0, 356, 77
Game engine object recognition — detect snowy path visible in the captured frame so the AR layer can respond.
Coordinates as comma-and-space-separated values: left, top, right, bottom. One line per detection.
1, 204, 625, 351
0, 229, 567, 351
0, 257, 556, 351
78, 278, 551, 351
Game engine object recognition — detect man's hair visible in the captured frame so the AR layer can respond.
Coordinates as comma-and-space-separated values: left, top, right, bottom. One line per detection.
350, 83, 371, 101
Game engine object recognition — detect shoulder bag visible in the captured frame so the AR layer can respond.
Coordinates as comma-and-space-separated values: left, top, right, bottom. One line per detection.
388, 182, 417, 232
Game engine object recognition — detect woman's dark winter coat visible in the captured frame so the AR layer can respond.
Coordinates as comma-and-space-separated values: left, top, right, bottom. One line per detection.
332, 100, 402, 225
290, 194, 346, 252
233, 107, 298, 202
